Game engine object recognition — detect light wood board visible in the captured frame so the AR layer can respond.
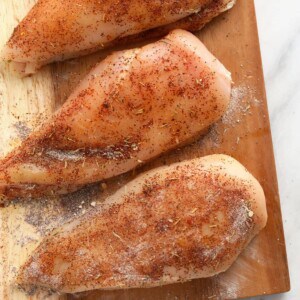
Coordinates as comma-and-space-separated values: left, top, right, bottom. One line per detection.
0, 0, 290, 299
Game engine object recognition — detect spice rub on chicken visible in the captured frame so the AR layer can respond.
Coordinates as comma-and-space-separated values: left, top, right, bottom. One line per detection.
0, 30, 231, 200
17, 155, 267, 293
1, 0, 236, 75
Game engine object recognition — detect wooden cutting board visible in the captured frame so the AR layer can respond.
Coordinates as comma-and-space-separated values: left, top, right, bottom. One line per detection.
0, 0, 290, 299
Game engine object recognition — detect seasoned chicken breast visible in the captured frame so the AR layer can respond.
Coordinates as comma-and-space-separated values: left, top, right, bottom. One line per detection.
0, 30, 232, 200
17, 155, 267, 293
1, 0, 236, 75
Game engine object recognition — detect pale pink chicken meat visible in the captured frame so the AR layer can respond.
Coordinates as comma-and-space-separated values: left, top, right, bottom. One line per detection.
17, 155, 267, 293
1, 0, 236, 75
0, 30, 231, 200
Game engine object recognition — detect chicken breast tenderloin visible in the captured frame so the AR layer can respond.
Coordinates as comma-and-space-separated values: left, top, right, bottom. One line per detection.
0, 30, 232, 200
1, 0, 236, 75
17, 155, 267, 293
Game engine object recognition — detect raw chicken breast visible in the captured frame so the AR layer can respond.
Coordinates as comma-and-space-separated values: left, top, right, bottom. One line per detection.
1, 0, 236, 75
17, 155, 267, 293
0, 30, 231, 200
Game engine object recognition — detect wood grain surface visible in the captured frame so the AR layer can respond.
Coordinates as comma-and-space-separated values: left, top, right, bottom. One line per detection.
0, 0, 290, 299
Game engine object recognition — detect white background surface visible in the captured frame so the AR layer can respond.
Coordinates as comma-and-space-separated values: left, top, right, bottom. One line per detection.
251, 1, 300, 299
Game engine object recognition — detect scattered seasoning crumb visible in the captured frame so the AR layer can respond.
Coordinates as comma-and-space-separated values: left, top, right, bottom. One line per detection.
167, 177, 178, 181
90, 202, 96, 207
134, 108, 144, 115
196, 78, 204, 86
248, 210, 254, 218
101, 183, 107, 190
131, 143, 138, 151
190, 208, 198, 214
160, 123, 168, 128
243, 104, 251, 112
67, 137, 75, 142
112, 231, 126, 243
174, 218, 181, 225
